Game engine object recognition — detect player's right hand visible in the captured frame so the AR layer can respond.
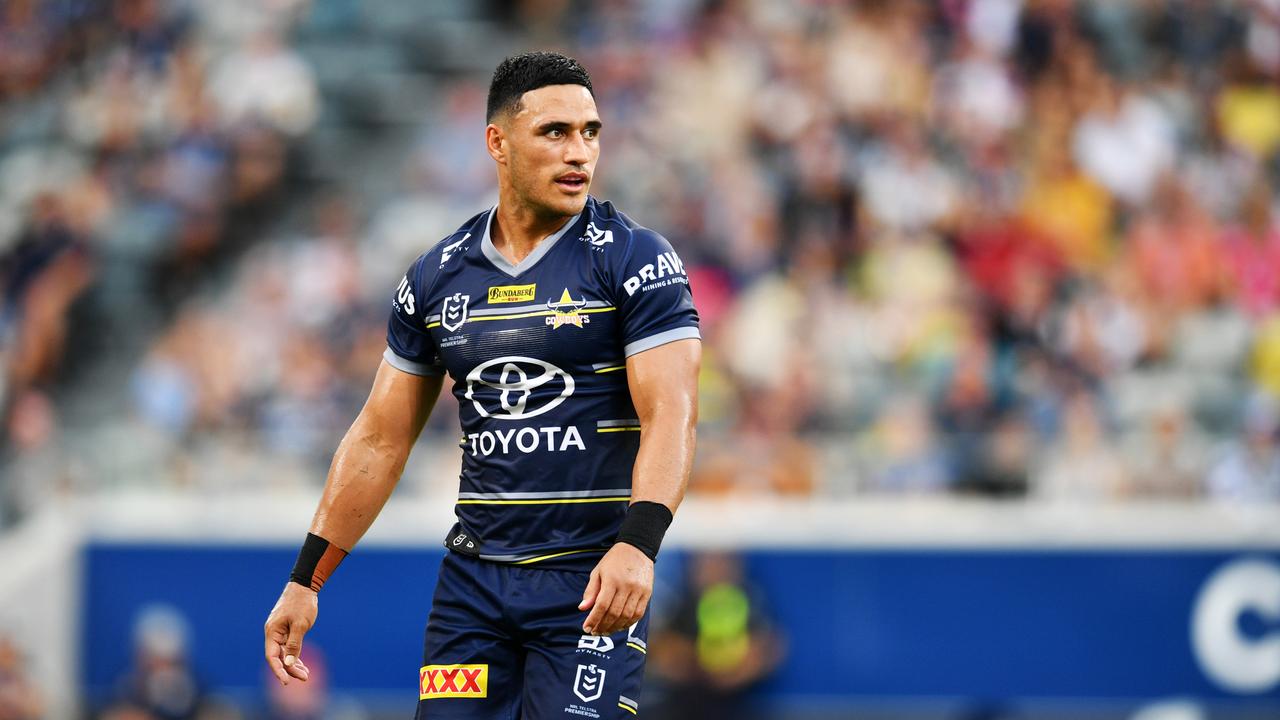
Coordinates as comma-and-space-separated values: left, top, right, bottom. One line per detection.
579, 542, 654, 636
264, 582, 317, 686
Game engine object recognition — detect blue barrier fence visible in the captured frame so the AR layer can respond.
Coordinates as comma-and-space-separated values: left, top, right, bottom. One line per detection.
83, 544, 1280, 715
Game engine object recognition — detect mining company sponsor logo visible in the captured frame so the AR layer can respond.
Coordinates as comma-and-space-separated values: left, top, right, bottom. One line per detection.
622, 251, 687, 296
441, 293, 470, 332
581, 222, 614, 248
464, 357, 574, 420
464, 425, 585, 456
487, 283, 537, 304
419, 664, 487, 699
577, 634, 614, 656
546, 288, 589, 329
395, 276, 416, 315
573, 663, 606, 703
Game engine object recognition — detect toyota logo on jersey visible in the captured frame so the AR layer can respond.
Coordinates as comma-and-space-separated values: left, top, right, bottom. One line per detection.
464, 357, 575, 420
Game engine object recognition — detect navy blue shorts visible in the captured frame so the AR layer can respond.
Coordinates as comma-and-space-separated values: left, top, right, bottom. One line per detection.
415, 552, 648, 719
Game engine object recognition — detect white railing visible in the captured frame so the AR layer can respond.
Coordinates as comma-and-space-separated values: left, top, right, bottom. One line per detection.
75, 491, 1280, 549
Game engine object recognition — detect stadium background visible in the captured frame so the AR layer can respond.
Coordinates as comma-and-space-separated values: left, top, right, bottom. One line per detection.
2, 0, 1280, 718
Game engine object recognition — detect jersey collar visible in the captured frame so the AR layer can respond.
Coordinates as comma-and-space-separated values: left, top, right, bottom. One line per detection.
480, 204, 583, 278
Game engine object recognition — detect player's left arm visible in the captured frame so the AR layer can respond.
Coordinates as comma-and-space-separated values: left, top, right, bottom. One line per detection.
580, 337, 700, 635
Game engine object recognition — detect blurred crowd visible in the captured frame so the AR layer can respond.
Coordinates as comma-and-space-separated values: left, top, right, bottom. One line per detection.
4, 0, 1280, 513
0, 0, 319, 517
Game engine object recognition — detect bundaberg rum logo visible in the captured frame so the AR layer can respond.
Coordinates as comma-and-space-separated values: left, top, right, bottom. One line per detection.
487, 284, 537, 304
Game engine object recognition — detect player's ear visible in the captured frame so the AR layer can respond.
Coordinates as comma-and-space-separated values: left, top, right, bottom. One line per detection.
485, 123, 507, 165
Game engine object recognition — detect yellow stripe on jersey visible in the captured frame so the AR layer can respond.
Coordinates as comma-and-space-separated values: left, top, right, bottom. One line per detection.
426, 306, 616, 329
597, 427, 641, 433
594, 365, 626, 374
513, 549, 606, 565
618, 702, 637, 715
626, 642, 647, 654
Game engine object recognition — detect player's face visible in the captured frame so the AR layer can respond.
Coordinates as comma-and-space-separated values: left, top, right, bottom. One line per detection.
499, 84, 601, 218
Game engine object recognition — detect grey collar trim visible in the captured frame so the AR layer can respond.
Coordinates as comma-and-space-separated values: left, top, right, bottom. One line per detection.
480, 205, 582, 277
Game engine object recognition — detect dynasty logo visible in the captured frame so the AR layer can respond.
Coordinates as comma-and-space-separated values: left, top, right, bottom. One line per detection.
577, 634, 614, 656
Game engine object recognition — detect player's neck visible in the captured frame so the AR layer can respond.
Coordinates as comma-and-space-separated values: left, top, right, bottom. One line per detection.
491, 198, 574, 265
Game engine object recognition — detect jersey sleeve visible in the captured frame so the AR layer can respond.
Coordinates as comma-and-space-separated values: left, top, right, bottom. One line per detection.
384, 254, 445, 376
614, 228, 700, 357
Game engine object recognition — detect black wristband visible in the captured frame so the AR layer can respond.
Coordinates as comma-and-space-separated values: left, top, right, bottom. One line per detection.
615, 501, 673, 562
290, 532, 348, 592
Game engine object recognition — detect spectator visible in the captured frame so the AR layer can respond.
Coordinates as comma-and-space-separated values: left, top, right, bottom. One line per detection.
1124, 177, 1223, 315
648, 553, 784, 720
1035, 391, 1130, 500
109, 605, 207, 720
1122, 397, 1208, 498
207, 30, 318, 137
1220, 179, 1280, 319
1207, 392, 1280, 502
857, 121, 958, 233
1021, 129, 1113, 273
862, 395, 953, 494
1072, 77, 1177, 206
1216, 62, 1280, 160
0, 634, 43, 720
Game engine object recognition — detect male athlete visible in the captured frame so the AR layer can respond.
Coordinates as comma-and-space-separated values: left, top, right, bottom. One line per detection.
263, 51, 700, 719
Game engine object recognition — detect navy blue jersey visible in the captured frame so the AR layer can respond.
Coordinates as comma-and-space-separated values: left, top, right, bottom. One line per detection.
386, 197, 699, 569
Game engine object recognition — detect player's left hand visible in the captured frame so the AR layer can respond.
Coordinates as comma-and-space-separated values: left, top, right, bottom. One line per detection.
579, 543, 653, 636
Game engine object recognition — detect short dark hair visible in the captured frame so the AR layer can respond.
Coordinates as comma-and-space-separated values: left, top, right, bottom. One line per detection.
486, 51, 593, 122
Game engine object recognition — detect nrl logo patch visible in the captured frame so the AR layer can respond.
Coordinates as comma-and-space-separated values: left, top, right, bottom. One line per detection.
441, 293, 470, 332
573, 663, 605, 703
546, 288, 589, 329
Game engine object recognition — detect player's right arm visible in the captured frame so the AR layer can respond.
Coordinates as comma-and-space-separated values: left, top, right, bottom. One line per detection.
264, 253, 447, 685
264, 362, 443, 685
309, 360, 443, 550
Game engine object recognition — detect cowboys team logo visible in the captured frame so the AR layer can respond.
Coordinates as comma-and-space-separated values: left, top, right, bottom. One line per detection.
546, 288, 589, 329
441, 293, 470, 332
573, 663, 605, 703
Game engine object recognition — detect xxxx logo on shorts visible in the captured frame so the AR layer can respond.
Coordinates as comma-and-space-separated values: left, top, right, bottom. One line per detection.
419, 664, 488, 699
